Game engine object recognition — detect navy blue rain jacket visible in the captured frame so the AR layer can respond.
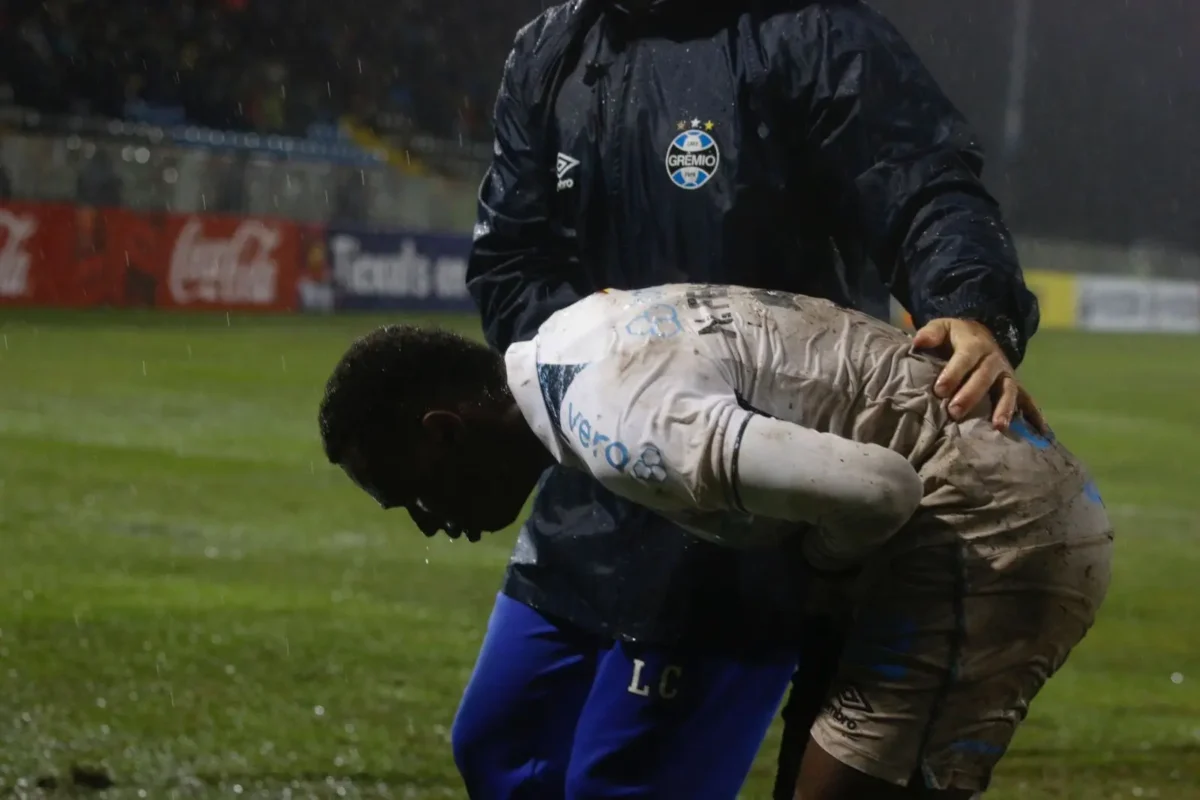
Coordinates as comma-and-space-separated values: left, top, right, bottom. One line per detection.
466, 0, 1039, 647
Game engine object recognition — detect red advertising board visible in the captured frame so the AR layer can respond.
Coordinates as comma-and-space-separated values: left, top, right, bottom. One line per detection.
0, 202, 78, 306
0, 202, 301, 312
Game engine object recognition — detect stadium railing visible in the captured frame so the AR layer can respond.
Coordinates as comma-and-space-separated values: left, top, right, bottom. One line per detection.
0, 106, 478, 231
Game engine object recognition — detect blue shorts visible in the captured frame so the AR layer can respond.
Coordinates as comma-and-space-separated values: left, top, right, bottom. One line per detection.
451, 593, 798, 799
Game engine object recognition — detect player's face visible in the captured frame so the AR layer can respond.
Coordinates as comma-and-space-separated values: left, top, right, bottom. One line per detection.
405, 432, 531, 539
338, 429, 529, 541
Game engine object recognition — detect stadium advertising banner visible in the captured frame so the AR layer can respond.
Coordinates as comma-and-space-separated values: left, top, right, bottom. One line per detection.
158, 214, 300, 311
1023, 270, 1079, 330
0, 201, 77, 305
0, 202, 301, 312
7, 199, 1199, 331
321, 226, 474, 312
1077, 274, 1200, 333
893, 270, 1081, 332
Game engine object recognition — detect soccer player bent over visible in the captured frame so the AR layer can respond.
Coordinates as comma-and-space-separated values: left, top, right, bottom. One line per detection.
318, 284, 1112, 798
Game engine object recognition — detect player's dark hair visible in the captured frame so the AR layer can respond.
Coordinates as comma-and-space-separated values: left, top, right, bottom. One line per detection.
318, 325, 508, 467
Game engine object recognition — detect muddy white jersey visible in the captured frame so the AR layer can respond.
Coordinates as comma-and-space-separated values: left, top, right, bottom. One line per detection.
504, 284, 1090, 554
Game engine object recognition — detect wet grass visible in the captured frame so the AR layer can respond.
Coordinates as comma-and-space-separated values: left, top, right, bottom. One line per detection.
0, 312, 1198, 798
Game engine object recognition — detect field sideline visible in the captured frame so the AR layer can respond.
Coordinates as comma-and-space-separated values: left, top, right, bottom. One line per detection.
1, 310, 1198, 799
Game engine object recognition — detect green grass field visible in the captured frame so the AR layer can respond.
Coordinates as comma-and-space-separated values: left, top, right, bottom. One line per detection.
1, 310, 1198, 799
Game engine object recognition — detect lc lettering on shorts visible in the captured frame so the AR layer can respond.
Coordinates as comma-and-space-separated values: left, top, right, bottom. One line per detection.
627, 658, 683, 700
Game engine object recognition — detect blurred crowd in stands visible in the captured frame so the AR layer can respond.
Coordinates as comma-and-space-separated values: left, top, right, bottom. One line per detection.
0, 0, 543, 141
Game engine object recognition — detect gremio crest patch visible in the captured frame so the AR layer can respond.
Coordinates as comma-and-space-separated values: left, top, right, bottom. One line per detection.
665, 119, 720, 190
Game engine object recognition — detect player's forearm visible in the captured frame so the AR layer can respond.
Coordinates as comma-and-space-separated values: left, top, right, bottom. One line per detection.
731, 414, 923, 568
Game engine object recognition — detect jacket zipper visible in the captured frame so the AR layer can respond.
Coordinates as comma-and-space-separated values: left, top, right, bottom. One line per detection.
599, 41, 636, 288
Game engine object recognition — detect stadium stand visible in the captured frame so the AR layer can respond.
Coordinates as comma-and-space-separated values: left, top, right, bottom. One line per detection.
0, 0, 541, 141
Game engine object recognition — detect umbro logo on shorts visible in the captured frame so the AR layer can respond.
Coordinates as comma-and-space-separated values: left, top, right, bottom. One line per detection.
826, 684, 874, 732
836, 685, 874, 714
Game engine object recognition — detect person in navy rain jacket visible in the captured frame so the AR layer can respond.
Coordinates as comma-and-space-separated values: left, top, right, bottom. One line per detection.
437, 1, 1044, 797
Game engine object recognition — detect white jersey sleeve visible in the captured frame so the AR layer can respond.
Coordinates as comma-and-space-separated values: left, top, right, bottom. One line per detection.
551, 343, 746, 519
510, 325, 923, 561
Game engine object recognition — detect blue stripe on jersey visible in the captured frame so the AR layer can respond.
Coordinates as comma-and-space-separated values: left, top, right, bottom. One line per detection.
536, 363, 590, 431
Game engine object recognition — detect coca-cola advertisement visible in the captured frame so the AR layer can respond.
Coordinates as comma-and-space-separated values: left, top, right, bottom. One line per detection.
0, 202, 301, 312
0, 203, 482, 315
0, 202, 78, 306
0, 206, 37, 299
160, 214, 298, 311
